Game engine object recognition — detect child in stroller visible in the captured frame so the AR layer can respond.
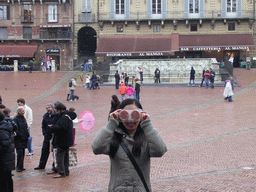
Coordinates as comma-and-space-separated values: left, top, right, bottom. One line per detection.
94, 75, 100, 89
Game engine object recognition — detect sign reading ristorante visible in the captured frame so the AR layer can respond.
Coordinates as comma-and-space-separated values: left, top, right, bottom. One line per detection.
105, 52, 169, 57
180, 46, 250, 51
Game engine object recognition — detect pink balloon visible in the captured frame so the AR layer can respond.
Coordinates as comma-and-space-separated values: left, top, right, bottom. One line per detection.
78, 111, 95, 132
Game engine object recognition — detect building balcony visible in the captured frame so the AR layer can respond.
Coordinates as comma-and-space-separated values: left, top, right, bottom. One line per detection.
39, 30, 72, 40
78, 13, 95, 23
21, 15, 34, 23
98, 10, 255, 21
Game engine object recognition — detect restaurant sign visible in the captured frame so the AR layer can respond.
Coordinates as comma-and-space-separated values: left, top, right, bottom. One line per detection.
180, 46, 250, 51
105, 52, 170, 57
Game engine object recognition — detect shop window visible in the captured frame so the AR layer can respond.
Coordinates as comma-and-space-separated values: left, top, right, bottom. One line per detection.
0, 27, 8, 39
115, 0, 125, 14
0, 5, 10, 20
23, 5, 32, 22
48, 5, 57, 22
228, 23, 235, 31
153, 24, 160, 32
190, 24, 197, 31
23, 27, 32, 39
116, 24, 124, 32
152, 0, 161, 14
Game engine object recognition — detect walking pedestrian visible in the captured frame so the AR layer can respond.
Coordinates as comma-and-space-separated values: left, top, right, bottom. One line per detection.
126, 85, 136, 99
114, 70, 120, 89
154, 68, 161, 83
139, 67, 143, 84
49, 102, 76, 178
90, 71, 97, 90
223, 77, 234, 102
124, 73, 129, 86
28, 60, 33, 73
92, 99, 167, 192
209, 68, 215, 88
0, 111, 15, 192
199, 68, 205, 87
69, 78, 77, 101
204, 70, 211, 88
34, 104, 56, 170
85, 74, 90, 89
131, 76, 136, 99
13, 106, 29, 172
188, 67, 195, 86
135, 78, 141, 101
17, 98, 33, 156
119, 83, 127, 102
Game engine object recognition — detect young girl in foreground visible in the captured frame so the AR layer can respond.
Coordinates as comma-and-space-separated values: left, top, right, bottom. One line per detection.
92, 99, 167, 192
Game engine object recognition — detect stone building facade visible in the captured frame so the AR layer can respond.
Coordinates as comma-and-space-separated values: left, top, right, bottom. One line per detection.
74, 0, 255, 69
0, 0, 73, 70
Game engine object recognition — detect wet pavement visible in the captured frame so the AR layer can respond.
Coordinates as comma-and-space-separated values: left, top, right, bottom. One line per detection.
1, 68, 256, 191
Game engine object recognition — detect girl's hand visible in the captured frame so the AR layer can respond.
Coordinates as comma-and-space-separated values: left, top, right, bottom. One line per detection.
140, 111, 150, 121
109, 109, 122, 120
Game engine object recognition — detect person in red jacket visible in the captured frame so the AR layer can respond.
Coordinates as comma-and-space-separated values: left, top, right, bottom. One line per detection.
204, 70, 211, 88
119, 83, 127, 102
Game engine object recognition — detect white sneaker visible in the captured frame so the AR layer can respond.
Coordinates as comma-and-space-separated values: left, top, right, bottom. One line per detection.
27, 153, 33, 156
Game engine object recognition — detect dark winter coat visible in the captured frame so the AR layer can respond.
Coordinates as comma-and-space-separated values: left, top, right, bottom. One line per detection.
13, 114, 29, 149
42, 110, 56, 136
190, 68, 195, 80
50, 111, 77, 148
0, 120, 15, 172
4, 116, 18, 134
135, 81, 141, 93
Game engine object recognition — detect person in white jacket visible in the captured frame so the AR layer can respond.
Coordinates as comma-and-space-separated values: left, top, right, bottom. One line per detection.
17, 98, 33, 156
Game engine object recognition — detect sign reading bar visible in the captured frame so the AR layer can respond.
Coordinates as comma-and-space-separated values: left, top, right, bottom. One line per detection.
180, 46, 250, 51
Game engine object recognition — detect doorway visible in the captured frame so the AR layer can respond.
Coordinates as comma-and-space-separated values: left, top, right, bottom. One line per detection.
78, 26, 97, 56
223, 50, 240, 68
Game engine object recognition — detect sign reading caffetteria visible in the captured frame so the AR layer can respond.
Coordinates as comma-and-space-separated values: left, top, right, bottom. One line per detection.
46, 49, 60, 54
180, 46, 250, 51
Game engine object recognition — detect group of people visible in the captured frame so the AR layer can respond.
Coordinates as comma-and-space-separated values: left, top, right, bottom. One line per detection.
0, 98, 33, 191
84, 71, 100, 90
0, 96, 82, 191
119, 77, 141, 102
199, 68, 216, 88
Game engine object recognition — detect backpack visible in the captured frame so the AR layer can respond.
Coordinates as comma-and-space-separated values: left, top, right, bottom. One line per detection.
69, 80, 72, 87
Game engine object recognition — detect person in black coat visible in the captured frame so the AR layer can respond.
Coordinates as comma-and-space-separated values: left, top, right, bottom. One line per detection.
154, 68, 161, 83
135, 78, 141, 101
114, 70, 120, 89
34, 104, 56, 170
0, 111, 15, 192
49, 102, 76, 178
13, 106, 29, 172
188, 67, 195, 86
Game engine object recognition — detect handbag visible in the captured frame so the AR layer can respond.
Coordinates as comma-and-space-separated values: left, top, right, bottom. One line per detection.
120, 139, 150, 192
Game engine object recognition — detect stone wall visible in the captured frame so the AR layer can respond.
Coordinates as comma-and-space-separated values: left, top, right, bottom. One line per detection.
109, 58, 221, 83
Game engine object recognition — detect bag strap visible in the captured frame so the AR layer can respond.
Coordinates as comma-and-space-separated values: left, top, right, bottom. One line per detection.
120, 139, 150, 192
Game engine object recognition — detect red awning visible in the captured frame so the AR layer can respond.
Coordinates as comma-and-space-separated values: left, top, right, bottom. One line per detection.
179, 34, 255, 51
0, 45, 38, 58
96, 34, 179, 57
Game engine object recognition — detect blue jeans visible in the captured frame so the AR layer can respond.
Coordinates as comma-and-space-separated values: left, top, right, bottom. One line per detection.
133, 92, 136, 99
205, 78, 209, 88
121, 94, 125, 102
189, 79, 195, 86
27, 127, 33, 153
136, 92, 140, 101
90, 80, 95, 89
70, 90, 75, 101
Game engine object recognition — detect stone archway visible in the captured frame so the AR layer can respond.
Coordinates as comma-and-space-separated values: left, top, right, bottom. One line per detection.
78, 26, 97, 56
